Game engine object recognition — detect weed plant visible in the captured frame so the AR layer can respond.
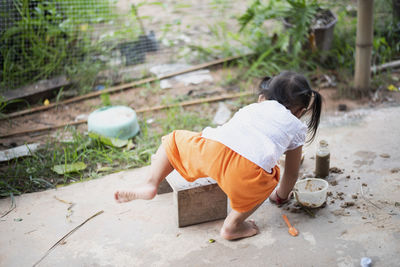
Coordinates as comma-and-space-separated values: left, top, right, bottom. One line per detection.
0, 0, 115, 92
0, 106, 212, 197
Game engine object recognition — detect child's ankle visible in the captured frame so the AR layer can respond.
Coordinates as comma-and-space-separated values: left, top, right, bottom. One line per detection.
276, 188, 289, 200
275, 191, 288, 200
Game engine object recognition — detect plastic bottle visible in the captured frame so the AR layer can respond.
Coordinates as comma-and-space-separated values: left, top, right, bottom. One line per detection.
315, 140, 330, 178
360, 257, 372, 267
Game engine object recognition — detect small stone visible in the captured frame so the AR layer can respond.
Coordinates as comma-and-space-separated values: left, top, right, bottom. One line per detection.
212, 102, 232, 125
352, 194, 358, 199
379, 153, 390, 158
362, 216, 367, 219
329, 167, 343, 174
346, 175, 351, 179
160, 79, 173, 89
327, 191, 333, 197
390, 168, 400, 173
362, 183, 367, 187
340, 201, 355, 208
330, 180, 338, 186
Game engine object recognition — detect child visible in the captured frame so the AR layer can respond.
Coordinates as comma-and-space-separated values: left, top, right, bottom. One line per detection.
114, 71, 322, 240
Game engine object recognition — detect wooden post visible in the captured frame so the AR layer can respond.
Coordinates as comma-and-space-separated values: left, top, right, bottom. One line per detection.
354, 0, 374, 92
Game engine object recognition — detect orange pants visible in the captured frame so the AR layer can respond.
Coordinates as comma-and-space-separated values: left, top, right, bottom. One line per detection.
162, 130, 280, 212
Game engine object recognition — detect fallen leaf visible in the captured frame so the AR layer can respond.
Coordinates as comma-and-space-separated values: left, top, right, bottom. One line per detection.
97, 166, 113, 173
208, 239, 215, 243
52, 162, 87, 175
387, 84, 399, 91
88, 132, 128, 148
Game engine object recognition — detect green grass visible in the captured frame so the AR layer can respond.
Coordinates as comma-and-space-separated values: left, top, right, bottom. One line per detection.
0, 106, 213, 197
0, 0, 115, 92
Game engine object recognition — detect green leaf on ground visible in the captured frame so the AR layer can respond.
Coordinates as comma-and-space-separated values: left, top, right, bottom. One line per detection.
52, 162, 87, 175
96, 166, 113, 173
88, 132, 128, 148
124, 139, 136, 151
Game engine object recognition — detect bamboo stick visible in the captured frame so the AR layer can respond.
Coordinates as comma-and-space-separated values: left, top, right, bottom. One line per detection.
1, 55, 245, 121
0, 91, 252, 139
354, 0, 374, 91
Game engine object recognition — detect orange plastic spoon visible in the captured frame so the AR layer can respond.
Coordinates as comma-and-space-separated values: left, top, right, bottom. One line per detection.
282, 214, 299, 236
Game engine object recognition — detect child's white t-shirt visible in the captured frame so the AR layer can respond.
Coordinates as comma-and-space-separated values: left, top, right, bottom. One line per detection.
202, 100, 307, 173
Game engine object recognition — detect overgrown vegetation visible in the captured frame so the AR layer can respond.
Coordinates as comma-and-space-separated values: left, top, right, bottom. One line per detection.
0, 106, 212, 197
189, 0, 399, 83
0, 0, 115, 92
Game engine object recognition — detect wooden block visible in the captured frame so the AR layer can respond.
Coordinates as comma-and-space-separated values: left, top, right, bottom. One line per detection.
166, 170, 227, 227
157, 179, 173, 194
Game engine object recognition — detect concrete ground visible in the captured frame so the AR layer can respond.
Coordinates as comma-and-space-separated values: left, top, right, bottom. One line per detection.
1, 104, 400, 267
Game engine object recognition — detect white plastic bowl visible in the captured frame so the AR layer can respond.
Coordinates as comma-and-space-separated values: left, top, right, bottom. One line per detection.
88, 106, 140, 140
293, 178, 329, 208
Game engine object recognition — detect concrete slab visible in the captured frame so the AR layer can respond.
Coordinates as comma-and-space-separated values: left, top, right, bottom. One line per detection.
1, 105, 400, 267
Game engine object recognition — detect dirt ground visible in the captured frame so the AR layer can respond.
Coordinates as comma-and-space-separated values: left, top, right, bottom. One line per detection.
1, 103, 399, 266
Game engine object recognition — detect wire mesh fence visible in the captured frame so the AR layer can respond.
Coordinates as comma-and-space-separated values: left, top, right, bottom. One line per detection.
0, 0, 251, 93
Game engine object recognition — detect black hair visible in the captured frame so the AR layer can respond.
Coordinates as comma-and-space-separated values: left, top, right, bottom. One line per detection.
258, 71, 322, 142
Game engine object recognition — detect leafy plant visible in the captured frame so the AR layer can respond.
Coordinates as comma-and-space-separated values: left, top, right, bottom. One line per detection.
372, 0, 400, 66
239, 0, 331, 55
0, 0, 114, 92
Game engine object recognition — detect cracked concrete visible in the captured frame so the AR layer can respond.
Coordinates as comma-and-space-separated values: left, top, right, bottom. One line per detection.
1, 104, 400, 267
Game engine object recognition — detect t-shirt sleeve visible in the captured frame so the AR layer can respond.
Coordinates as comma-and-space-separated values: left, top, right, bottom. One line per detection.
287, 128, 306, 151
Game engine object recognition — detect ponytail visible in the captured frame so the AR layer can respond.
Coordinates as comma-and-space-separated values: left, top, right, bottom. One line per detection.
307, 90, 322, 143
257, 71, 323, 143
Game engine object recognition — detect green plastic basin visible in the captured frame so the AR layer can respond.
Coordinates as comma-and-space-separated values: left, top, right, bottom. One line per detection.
87, 106, 140, 140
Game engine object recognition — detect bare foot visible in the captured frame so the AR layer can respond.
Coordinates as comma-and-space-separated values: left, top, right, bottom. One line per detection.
220, 219, 259, 240
114, 184, 157, 203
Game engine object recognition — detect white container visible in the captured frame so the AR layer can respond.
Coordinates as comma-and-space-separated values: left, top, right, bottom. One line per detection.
88, 106, 140, 140
293, 178, 329, 208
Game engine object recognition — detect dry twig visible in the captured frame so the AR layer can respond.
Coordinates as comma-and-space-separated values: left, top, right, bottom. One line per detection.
32, 210, 104, 267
